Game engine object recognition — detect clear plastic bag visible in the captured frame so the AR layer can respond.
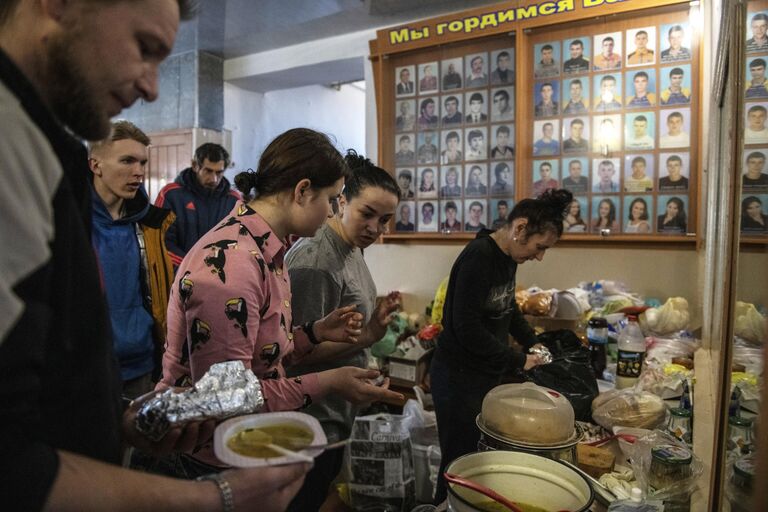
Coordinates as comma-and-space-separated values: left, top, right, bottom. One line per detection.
627, 430, 703, 500
639, 298, 690, 335
591, 389, 667, 430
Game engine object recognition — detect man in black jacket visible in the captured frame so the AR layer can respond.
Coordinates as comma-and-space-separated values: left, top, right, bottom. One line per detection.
0, 0, 307, 510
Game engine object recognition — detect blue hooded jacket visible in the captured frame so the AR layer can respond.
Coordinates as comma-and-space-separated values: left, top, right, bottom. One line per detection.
91, 186, 155, 381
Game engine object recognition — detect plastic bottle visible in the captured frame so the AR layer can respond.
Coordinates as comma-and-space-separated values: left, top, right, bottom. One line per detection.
587, 317, 609, 379
591, 282, 605, 309
607, 488, 664, 511
615, 315, 646, 389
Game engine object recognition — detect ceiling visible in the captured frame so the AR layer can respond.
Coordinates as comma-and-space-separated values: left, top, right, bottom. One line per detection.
195, 0, 508, 59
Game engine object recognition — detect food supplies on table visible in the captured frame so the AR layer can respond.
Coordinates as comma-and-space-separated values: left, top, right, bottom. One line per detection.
591, 389, 667, 430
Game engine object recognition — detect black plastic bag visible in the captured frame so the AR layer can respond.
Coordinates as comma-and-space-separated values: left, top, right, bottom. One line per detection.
526, 329, 598, 422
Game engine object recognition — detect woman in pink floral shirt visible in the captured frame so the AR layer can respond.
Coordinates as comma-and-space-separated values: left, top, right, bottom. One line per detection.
157, 129, 403, 473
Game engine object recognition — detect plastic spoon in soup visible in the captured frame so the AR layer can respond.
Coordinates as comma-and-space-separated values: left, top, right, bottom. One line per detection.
234, 428, 314, 463
443, 472, 524, 512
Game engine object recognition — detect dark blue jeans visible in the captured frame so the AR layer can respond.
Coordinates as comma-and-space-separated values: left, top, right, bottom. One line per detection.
430, 352, 500, 505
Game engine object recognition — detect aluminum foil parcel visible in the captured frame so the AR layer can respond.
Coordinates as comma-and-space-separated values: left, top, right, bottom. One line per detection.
530, 345, 553, 365
136, 360, 265, 441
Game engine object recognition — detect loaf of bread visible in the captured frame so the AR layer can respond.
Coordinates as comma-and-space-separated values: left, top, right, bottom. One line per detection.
591, 390, 667, 430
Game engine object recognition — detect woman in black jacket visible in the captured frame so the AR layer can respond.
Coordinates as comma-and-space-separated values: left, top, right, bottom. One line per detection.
430, 188, 573, 504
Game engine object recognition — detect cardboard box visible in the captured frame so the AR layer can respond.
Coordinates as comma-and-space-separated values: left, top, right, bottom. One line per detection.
388, 352, 433, 388
524, 315, 580, 332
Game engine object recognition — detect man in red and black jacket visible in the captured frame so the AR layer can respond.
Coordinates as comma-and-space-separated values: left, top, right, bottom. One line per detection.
155, 143, 240, 268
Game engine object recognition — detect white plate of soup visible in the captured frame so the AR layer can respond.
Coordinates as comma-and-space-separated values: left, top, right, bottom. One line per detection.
214, 412, 327, 467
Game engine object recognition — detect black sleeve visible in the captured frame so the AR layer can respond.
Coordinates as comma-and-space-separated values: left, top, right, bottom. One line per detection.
508, 299, 537, 348
0, 267, 60, 511
447, 250, 515, 368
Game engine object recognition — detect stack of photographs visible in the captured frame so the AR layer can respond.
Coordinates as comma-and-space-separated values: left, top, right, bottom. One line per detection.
393, 45, 516, 233
530, 21, 695, 235
741, 7, 768, 236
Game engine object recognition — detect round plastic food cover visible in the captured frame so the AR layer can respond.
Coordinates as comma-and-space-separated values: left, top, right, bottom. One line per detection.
480, 382, 576, 445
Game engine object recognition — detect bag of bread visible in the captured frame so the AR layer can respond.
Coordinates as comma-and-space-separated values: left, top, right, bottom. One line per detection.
592, 389, 667, 430
520, 290, 556, 316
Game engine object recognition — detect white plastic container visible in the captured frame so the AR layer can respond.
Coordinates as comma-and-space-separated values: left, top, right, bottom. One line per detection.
213, 412, 327, 467
607, 488, 664, 511
615, 315, 646, 389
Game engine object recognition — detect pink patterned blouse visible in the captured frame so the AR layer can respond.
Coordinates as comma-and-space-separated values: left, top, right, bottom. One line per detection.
158, 202, 326, 411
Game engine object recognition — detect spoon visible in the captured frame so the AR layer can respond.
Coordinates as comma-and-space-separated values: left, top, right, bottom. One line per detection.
233, 429, 314, 463
443, 472, 524, 512
235, 430, 350, 462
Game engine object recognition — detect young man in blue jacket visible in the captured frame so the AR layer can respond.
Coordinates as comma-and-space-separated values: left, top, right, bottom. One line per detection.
155, 143, 240, 268
89, 121, 175, 397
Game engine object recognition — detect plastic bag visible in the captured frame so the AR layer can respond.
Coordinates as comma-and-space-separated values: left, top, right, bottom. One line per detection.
627, 430, 703, 500
734, 301, 766, 344
431, 276, 449, 326
639, 297, 690, 335
402, 398, 436, 430
517, 287, 556, 316
348, 414, 415, 512
592, 389, 667, 430
733, 341, 764, 376
636, 335, 698, 398
526, 329, 598, 421
371, 314, 408, 358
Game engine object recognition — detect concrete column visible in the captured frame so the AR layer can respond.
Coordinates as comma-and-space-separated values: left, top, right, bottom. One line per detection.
119, 9, 224, 132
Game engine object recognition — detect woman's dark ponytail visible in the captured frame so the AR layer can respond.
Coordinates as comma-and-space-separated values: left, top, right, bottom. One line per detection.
508, 188, 573, 238
342, 149, 401, 202
234, 168, 259, 200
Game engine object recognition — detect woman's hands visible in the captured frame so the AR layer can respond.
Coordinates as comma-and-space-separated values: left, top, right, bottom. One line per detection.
313, 305, 364, 343
523, 354, 546, 370
318, 367, 405, 405
523, 343, 547, 370
362, 291, 402, 347
313, 292, 402, 346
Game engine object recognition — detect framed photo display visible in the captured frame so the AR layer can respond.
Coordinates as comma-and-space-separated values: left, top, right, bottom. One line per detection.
373, 0, 699, 241
527, 7, 699, 236
741, 3, 768, 239
386, 35, 516, 235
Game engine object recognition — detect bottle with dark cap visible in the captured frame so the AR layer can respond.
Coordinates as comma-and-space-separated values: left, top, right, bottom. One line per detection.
587, 317, 609, 379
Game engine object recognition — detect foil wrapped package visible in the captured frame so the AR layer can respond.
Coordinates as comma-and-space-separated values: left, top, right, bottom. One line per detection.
136, 361, 265, 441
530, 345, 553, 365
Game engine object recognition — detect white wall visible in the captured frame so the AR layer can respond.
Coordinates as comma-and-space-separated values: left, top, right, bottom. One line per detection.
363, 243, 702, 325
223, 81, 366, 181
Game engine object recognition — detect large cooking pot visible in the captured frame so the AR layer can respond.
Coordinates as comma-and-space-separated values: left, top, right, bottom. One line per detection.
476, 383, 581, 462
446, 451, 594, 512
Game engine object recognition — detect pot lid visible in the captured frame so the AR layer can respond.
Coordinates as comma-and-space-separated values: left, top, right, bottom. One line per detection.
477, 415, 583, 449
479, 383, 576, 445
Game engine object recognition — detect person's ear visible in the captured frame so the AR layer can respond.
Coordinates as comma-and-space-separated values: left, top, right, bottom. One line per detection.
337, 193, 348, 216
293, 178, 312, 204
88, 157, 101, 176
514, 219, 528, 237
